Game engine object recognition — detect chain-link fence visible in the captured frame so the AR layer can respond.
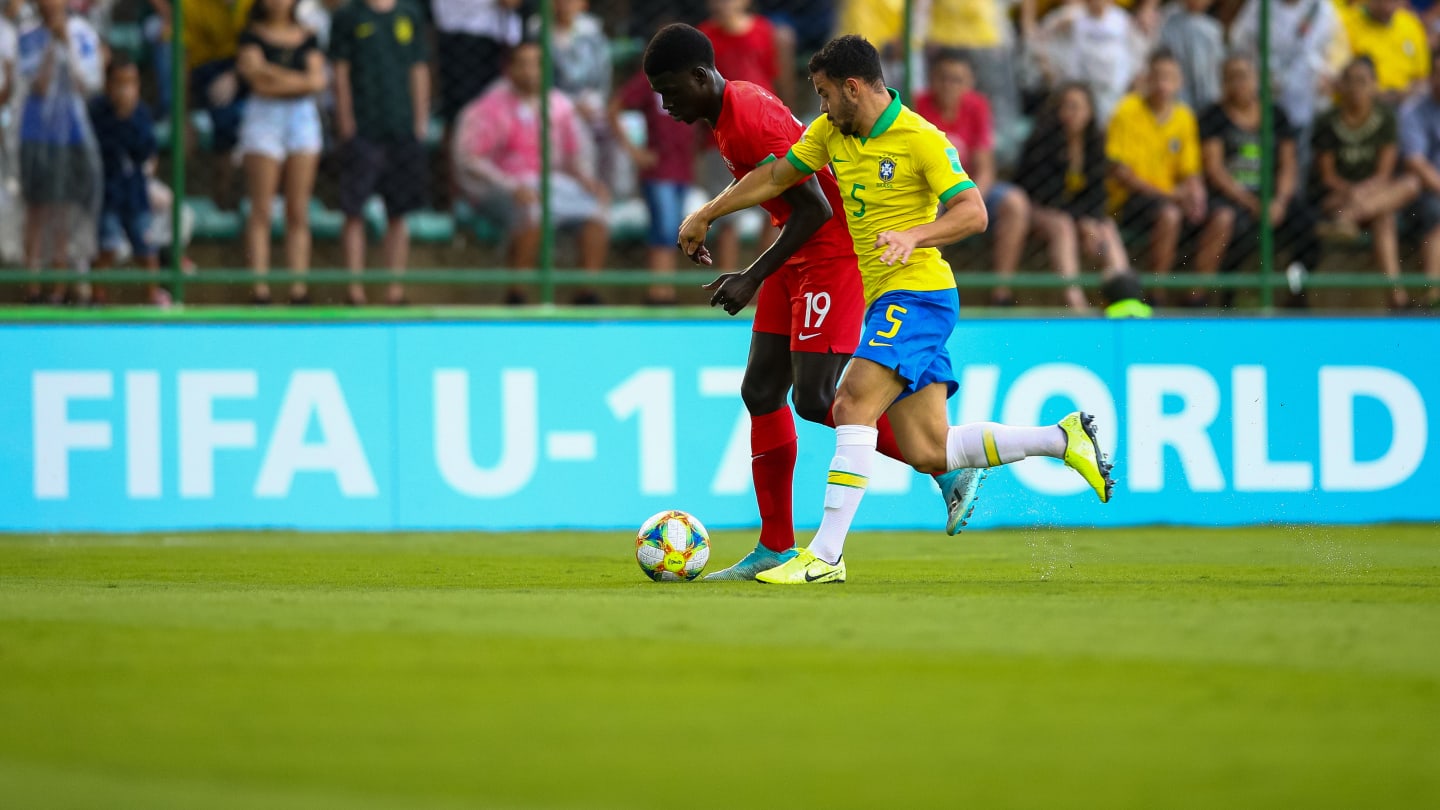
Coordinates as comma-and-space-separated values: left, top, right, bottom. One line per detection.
0, 0, 1436, 309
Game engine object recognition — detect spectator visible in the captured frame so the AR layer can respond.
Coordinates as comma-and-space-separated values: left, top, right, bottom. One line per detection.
1399, 51, 1440, 308
1229, 0, 1343, 188
90, 55, 170, 306
1157, 0, 1223, 113
186, 0, 249, 209
698, 0, 792, 103
924, 0, 1021, 141
0, 5, 16, 262
1108, 49, 1233, 305
833, 0, 913, 89
1033, 0, 1149, 123
1017, 82, 1133, 310
453, 40, 609, 304
529, 0, 619, 193
330, 0, 429, 307
609, 69, 698, 305
1200, 55, 1319, 306
915, 49, 1062, 307
18, 0, 103, 304
143, 0, 173, 116
1339, 0, 1429, 104
236, 0, 325, 305
1311, 57, 1417, 309
432, 0, 521, 125
695, 0, 790, 269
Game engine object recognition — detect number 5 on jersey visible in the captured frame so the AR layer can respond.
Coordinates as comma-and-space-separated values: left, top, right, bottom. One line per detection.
868, 304, 906, 347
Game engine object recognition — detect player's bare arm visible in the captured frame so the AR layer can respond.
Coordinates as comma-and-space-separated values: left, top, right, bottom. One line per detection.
875, 186, 988, 266
678, 158, 805, 256
704, 174, 834, 315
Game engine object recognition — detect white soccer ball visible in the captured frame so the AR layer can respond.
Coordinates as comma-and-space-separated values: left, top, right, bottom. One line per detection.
635, 510, 710, 582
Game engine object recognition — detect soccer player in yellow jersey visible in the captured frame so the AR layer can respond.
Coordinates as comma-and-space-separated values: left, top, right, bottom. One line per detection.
679, 36, 1115, 584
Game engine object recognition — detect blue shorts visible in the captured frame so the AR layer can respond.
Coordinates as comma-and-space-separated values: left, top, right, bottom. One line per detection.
99, 208, 155, 259
642, 180, 687, 248
854, 288, 960, 401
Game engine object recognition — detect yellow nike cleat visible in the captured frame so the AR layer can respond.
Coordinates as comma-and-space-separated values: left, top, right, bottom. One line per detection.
1059, 411, 1114, 503
754, 547, 846, 585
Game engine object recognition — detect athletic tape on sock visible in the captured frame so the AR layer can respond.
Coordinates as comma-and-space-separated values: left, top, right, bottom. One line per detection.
824, 456, 868, 509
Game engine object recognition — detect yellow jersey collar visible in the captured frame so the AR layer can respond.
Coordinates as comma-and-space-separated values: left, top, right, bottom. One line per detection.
861, 88, 903, 144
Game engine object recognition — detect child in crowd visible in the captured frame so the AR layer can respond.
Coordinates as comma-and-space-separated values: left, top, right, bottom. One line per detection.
90, 55, 169, 306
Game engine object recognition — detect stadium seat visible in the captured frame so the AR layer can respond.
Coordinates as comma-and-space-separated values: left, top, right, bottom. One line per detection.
185, 196, 242, 241
107, 22, 146, 63
453, 201, 503, 244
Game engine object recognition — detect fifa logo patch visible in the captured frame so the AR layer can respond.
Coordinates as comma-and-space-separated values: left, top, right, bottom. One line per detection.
878, 157, 896, 182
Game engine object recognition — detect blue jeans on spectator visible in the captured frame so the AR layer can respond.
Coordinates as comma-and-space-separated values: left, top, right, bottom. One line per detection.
100, 208, 156, 261
642, 180, 687, 248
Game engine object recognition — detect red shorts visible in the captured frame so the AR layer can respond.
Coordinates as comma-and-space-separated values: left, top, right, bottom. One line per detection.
752, 253, 865, 353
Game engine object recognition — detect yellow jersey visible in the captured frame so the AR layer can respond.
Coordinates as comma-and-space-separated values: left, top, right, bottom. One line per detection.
1105, 93, 1201, 210
785, 90, 975, 304
1339, 3, 1430, 93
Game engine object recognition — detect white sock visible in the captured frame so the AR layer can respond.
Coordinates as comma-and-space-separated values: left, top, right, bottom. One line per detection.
945, 422, 1067, 469
807, 425, 877, 565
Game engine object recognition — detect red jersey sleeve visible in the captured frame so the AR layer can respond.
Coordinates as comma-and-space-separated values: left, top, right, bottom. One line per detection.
720, 82, 802, 170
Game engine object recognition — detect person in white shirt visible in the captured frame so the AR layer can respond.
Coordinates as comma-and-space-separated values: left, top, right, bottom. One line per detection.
1033, 0, 1151, 123
17, 0, 103, 303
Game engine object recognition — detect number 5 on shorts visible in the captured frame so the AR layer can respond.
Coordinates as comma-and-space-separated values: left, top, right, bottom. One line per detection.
877, 304, 906, 338
868, 304, 906, 346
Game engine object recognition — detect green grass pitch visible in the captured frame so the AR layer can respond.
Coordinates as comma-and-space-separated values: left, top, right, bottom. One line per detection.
1, 525, 1438, 809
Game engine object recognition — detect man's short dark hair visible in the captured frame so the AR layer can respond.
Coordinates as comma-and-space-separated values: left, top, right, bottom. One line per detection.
928, 47, 972, 74
807, 35, 884, 86
106, 52, 136, 82
644, 24, 715, 77
1148, 47, 1180, 69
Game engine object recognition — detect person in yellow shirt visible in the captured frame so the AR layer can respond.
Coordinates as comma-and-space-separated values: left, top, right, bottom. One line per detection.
676, 35, 1113, 584
1108, 48, 1233, 305
1339, 0, 1429, 103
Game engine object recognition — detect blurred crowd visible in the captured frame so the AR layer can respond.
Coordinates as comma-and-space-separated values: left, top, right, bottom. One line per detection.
1, 0, 1439, 309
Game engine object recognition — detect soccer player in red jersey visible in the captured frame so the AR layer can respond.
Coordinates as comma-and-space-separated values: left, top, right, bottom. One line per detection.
643, 24, 983, 580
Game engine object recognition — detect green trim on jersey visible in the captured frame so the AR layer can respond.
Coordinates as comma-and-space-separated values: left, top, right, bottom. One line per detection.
861, 89, 903, 144
786, 150, 817, 175
938, 180, 976, 206
757, 153, 777, 166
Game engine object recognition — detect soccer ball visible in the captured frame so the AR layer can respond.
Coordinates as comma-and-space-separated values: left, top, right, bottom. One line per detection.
635, 510, 710, 582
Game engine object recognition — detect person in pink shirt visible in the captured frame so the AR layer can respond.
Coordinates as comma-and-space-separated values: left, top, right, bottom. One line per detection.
914, 50, 1075, 307
453, 40, 610, 304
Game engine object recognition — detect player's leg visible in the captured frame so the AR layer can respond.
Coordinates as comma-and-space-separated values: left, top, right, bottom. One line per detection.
702, 280, 799, 580
886, 391, 1114, 504
756, 358, 904, 583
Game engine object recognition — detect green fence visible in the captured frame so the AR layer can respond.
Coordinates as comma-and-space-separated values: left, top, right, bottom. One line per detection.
2, 0, 1434, 310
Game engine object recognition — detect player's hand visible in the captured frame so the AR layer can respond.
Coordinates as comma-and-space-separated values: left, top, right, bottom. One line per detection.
686, 244, 714, 266
875, 229, 920, 266
677, 210, 712, 261
702, 271, 760, 315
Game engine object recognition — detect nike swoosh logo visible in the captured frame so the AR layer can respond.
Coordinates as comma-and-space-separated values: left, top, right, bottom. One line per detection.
867, 339, 892, 347
833, 157, 849, 163
804, 567, 833, 582
798, 332, 821, 341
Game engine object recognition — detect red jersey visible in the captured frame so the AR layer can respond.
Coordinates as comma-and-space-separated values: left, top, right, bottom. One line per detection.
711, 81, 854, 263
697, 16, 780, 93
913, 90, 994, 172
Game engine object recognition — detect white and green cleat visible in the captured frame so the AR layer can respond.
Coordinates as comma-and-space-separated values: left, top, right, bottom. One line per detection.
703, 545, 798, 581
